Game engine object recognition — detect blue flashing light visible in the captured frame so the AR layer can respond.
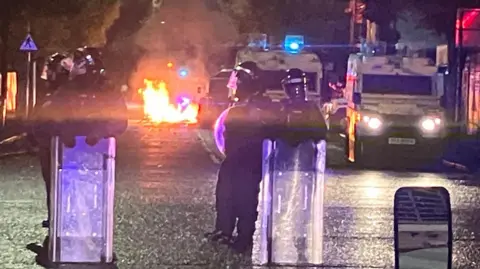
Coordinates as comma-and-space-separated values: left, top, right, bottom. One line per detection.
284, 35, 305, 54
289, 42, 300, 50
178, 68, 188, 77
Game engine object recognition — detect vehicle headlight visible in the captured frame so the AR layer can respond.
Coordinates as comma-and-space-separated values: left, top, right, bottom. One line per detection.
363, 115, 382, 129
420, 116, 442, 132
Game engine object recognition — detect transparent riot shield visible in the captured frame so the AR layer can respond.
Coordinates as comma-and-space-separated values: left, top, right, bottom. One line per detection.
49, 136, 116, 265
253, 139, 326, 266
252, 139, 275, 262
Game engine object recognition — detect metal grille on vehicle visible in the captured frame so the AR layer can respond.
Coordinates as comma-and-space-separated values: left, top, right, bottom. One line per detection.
395, 188, 449, 224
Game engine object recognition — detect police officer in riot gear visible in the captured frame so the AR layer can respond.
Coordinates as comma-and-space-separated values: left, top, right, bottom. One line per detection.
205, 62, 279, 253
69, 47, 107, 86
234, 65, 258, 100
33, 49, 127, 228
228, 61, 266, 105
41, 53, 70, 92
280, 68, 327, 144
33, 53, 71, 148
277, 68, 327, 261
282, 68, 307, 102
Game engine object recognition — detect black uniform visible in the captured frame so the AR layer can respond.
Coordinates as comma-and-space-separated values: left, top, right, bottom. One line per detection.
32, 49, 128, 227
41, 52, 70, 92
280, 68, 327, 143
217, 102, 270, 241
206, 62, 280, 253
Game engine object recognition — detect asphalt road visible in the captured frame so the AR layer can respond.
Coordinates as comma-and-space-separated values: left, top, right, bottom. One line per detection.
0, 121, 479, 269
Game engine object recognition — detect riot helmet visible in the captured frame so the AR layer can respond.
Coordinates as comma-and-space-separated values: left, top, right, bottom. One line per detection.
83, 46, 102, 60
69, 47, 106, 86
282, 68, 308, 102
233, 64, 261, 102
70, 48, 88, 78
237, 61, 259, 78
82, 47, 105, 72
41, 52, 70, 89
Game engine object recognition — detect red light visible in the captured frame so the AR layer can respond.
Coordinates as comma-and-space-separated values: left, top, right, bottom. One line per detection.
456, 10, 478, 29
456, 9, 480, 45
354, 2, 365, 23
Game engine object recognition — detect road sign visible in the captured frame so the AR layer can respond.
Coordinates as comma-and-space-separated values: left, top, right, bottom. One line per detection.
19, 34, 38, 51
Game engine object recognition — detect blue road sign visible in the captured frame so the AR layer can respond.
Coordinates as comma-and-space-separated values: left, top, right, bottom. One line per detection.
20, 34, 38, 51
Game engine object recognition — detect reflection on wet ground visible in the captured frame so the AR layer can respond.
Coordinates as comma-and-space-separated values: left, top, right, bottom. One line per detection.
0, 123, 479, 268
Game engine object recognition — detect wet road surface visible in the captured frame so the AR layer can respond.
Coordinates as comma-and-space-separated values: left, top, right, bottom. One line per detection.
0, 122, 479, 268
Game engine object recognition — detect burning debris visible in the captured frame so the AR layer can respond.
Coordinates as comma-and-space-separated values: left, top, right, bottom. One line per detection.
141, 79, 198, 123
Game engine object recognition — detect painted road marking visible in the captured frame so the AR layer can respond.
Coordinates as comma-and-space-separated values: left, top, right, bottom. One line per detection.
196, 129, 222, 164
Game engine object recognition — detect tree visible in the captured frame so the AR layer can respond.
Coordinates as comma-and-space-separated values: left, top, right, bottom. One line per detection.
217, 0, 349, 43
396, 6, 446, 50
282, 0, 349, 44
106, 0, 152, 45
6, 0, 120, 55
402, 0, 451, 37
364, 0, 396, 25
216, 0, 256, 33
103, 0, 153, 85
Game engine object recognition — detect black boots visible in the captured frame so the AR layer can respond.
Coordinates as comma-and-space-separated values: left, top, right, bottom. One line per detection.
205, 230, 253, 254
204, 230, 234, 245
229, 236, 253, 254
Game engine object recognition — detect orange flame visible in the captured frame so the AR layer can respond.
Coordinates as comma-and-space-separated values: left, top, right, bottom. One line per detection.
141, 79, 198, 123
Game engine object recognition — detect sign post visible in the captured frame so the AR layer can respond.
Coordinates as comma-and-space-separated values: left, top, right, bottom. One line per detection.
19, 33, 38, 117
32, 60, 36, 108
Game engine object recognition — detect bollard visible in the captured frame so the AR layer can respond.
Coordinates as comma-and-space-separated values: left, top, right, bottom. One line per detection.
49, 136, 117, 268
253, 139, 326, 266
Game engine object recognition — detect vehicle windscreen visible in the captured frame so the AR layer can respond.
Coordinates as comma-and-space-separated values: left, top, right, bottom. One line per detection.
261, 70, 318, 92
362, 74, 432, 95
208, 79, 229, 100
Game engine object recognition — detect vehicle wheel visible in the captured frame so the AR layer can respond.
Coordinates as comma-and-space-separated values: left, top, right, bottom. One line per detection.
353, 138, 367, 168
344, 133, 350, 163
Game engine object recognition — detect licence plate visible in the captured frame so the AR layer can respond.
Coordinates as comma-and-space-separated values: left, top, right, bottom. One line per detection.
388, 137, 416, 145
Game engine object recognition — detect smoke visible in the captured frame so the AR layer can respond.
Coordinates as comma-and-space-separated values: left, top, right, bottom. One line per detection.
130, 0, 238, 94
396, 8, 446, 51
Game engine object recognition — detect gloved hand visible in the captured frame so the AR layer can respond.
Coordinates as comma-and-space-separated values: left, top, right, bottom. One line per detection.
85, 135, 101, 146
85, 132, 117, 147
60, 136, 76, 148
